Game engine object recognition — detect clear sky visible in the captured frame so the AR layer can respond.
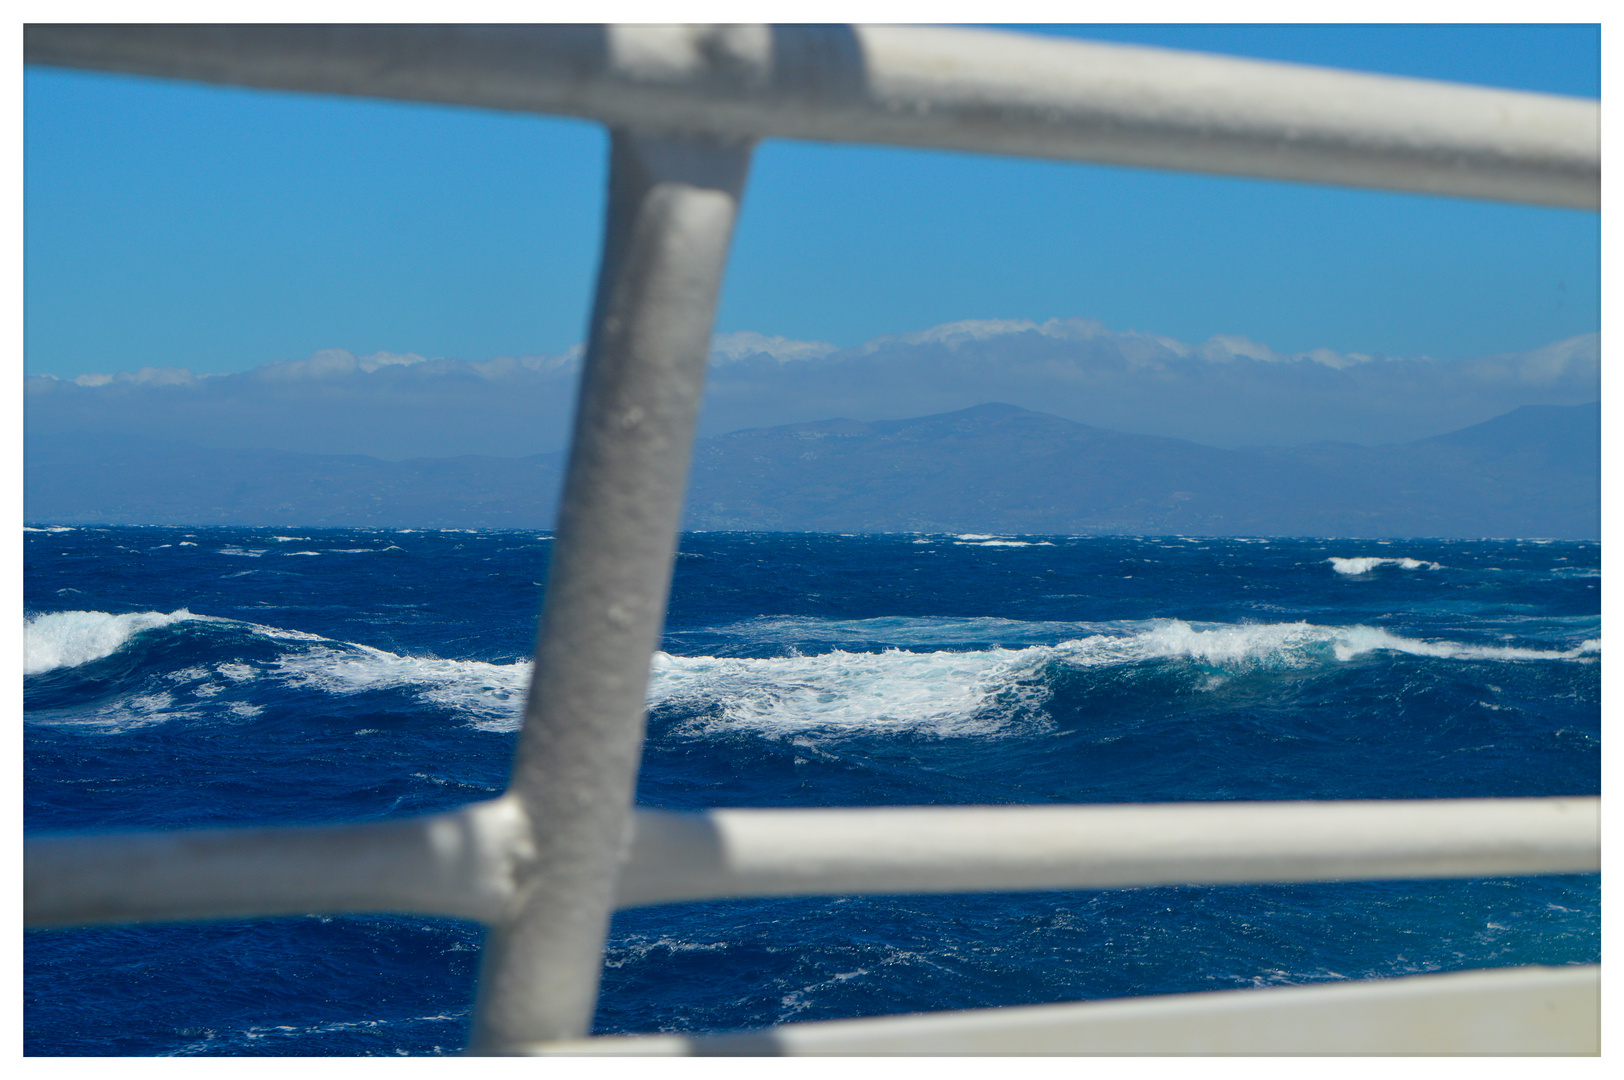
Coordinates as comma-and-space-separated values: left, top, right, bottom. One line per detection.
24, 23, 1600, 380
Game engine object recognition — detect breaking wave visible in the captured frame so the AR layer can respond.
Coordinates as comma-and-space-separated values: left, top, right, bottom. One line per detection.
650, 646, 1053, 739
1328, 556, 1442, 575
23, 609, 213, 675
24, 610, 1598, 739
272, 644, 530, 730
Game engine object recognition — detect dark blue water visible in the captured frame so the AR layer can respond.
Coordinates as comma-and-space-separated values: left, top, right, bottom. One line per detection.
24, 527, 1600, 1055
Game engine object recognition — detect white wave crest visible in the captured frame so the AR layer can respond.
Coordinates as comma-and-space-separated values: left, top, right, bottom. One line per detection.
1328, 556, 1442, 575
1125, 619, 1334, 666
272, 645, 532, 731
1080, 619, 1596, 667
268, 637, 1054, 738
647, 618, 1597, 739
23, 609, 209, 675
1329, 625, 1599, 663
954, 539, 1055, 547
649, 646, 1054, 740
28, 611, 1597, 739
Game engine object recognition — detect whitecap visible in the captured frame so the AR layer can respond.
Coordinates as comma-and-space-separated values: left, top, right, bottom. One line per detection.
602, 934, 730, 969
649, 646, 1055, 740
1067, 618, 1597, 668
1328, 556, 1442, 575
29, 610, 1595, 743
272, 644, 532, 731
645, 618, 1599, 740
1330, 625, 1599, 663
954, 539, 1056, 547
23, 609, 210, 675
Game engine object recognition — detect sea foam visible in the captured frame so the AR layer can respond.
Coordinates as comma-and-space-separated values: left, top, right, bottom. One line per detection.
649, 645, 1053, 739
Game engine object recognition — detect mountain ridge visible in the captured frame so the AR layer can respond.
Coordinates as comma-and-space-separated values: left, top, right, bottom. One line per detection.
25, 401, 1598, 538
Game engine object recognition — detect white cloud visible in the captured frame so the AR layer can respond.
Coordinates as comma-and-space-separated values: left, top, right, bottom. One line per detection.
356, 350, 429, 372
34, 321, 1598, 458
253, 348, 363, 381
469, 346, 583, 378
1188, 334, 1408, 370
897, 318, 1042, 347
241, 346, 584, 383
849, 317, 1211, 366
1306, 348, 1365, 369
1510, 333, 1598, 384
1197, 335, 1279, 363
710, 331, 837, 364
71, 366, 199, 387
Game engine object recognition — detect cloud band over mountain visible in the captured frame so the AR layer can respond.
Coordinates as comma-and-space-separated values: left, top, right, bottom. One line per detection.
26, 319, 1597, 459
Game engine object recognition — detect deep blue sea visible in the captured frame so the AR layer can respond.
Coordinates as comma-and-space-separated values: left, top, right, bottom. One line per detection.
24, 526, 1600, 1055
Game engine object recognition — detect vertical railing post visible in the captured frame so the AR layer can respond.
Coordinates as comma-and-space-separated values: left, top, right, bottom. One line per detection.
468, 129, 753, 1052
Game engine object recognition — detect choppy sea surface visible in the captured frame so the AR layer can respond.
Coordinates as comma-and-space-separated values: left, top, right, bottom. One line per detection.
24, 527, 1600, 1055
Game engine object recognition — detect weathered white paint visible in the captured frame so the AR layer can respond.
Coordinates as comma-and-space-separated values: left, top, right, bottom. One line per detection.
524, 964, 1599, 1055
24, 24, 1598, 208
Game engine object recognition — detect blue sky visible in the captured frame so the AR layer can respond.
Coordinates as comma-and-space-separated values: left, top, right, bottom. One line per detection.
24, 24, 1600, 381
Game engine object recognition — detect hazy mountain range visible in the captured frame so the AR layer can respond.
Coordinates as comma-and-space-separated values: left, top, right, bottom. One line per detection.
26, 401, 1598, 539
27, 319, 1599, 458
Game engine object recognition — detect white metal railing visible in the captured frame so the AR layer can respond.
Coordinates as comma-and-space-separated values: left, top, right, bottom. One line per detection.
28, 797, 1600, 925
23, 24, 1599, 207
531, 965, 1601, 1055
23, 24, 1601, 1056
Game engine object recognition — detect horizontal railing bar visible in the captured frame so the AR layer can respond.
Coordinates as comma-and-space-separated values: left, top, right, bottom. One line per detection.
24, 796, 530, 928
615, 797, 1599, 907
23, 24, 1598, 209
523, 964, 1600, 1055
27, 797, 1597, 928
